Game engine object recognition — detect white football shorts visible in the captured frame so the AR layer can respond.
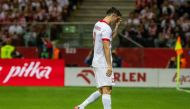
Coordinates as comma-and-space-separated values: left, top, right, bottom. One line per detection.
93, 67, 115, 88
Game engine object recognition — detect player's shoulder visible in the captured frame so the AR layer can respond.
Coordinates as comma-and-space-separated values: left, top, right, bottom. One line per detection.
96, 21, 112, 31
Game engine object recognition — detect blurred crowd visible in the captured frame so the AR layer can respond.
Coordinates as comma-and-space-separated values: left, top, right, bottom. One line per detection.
0, 0, 79, 23
1, 0, 190, 50
0, 0, 82, 58
119, 0, 190, 48
0, 0, 81, 46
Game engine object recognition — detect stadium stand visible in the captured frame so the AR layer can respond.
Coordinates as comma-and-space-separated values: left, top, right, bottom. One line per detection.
0, 0, 190, 61
120, 0, 190, 48
64, 0, 135, 48
0, 0, 81, 47
0, 0, 190, 68
68, 0, 134, 22
0, 0, 190, 48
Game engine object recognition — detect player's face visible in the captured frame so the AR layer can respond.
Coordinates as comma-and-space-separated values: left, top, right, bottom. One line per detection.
111, 14, 121, 24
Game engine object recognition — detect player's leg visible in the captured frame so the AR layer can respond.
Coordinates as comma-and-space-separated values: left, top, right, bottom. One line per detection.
96, 67, 114, 109
74, 68, 103, 109
74, 89, 101, 109
102, 86, 112, 109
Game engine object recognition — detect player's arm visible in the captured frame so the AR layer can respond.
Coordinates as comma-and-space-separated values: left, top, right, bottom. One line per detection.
112, 18, 122, 39
103, 40, 112, 77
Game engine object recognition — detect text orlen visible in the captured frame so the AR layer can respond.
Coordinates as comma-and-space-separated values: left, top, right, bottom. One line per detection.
3, 62, 52, 83
114, 72, 146, 82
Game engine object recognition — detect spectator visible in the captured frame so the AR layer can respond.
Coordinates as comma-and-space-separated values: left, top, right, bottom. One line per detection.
84, 50, 93, 66
12, 48, 23, 58
0, 40, 15, 59
180, 54, 187, 68
169, 0, 186, 6
122, 0, 190, 48
125, 11, 141, 28
177, 13, 190, 33
40, 45, 49, 58
0, 0, 81, 48
48, 0, 63, 21
52, 41, 61, 59
166, 54, 187, 68
39, 37, 53, 59
161, 0, 175, 18
136, 0, 155, 12
23, 28, 37, 47
166, 33, 176, 48
118, 26, 133, 47
154, 31, 167, 47
148, 19, 157, 38
166, 56, 177, 68
161, 16, 176, 30
1, 29, 12, 46
8, 24, 24, 35
112, 50, 122, 67
42, 37, 53, 58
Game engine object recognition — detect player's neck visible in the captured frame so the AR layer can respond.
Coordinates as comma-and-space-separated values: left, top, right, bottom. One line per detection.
103, 17, 111, 25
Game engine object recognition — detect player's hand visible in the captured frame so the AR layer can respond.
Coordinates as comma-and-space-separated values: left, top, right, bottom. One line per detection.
106, 66, 112, 77
116, 18, 122, 27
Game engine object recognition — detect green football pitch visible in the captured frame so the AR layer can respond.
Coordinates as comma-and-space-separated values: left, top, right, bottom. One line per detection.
0, 87, 190, 109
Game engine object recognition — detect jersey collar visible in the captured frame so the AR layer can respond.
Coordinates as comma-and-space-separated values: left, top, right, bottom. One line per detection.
99, 20, 109, 25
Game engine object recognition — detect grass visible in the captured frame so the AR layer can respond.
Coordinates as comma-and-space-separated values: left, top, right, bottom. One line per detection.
0, 87, 190, 109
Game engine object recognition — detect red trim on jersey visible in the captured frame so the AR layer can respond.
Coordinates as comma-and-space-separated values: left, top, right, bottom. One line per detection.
99, 20, 109, 25
102, 38, 110, 42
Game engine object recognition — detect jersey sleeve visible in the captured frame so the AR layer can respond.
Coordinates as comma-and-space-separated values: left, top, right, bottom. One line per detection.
101, 27, 112, 41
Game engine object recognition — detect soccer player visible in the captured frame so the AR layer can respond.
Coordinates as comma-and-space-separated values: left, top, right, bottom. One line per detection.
75, 7, 122, 109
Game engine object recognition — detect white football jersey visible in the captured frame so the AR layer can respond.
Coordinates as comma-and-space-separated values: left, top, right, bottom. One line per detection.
92, 20, 113, 67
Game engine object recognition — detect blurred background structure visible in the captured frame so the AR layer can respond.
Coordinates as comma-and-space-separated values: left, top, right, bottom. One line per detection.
0, 1, 190, 109
0, 0, 190, 67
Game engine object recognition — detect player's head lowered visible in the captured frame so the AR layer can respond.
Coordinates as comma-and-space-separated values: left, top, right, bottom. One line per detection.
106, 7, 122, 24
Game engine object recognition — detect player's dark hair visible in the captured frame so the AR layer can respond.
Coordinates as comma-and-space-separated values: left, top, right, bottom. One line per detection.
106, 7, 122, 16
